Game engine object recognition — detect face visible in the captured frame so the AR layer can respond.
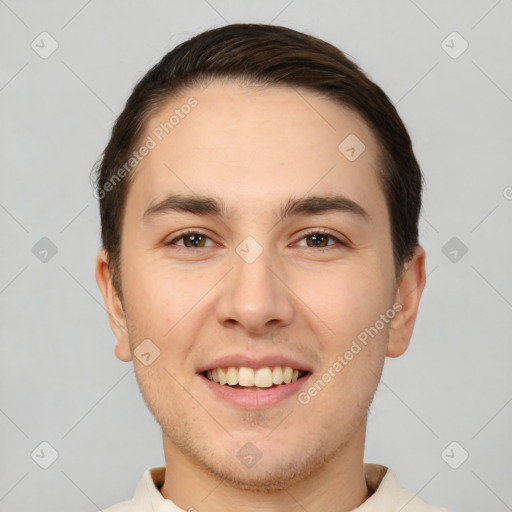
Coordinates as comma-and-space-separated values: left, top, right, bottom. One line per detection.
97, 80, 425, 491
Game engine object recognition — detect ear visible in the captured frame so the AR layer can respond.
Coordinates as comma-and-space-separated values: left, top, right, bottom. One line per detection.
95, 248, 133, 362
386, 245, 426, 358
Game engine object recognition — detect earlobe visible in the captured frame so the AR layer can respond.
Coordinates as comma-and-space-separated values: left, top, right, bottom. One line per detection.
386, 246, 426, 358
95, 249, 133, 362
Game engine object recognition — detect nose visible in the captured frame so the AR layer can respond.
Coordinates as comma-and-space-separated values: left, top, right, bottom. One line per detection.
215, 243, 294, 336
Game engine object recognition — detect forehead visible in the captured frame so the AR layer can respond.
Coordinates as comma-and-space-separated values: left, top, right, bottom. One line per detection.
126, 80, 385, 222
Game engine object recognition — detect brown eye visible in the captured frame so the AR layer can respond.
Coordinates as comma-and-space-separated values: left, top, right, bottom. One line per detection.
306, 233, 330, 248
296, 230, 345, 249
166, 231, 214, 248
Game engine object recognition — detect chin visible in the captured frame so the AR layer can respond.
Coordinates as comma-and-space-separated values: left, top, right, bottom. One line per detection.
196, 439, 335, 493
207, 459, 315, 492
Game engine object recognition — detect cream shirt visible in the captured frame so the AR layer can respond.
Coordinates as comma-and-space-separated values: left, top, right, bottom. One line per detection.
103, 463, 451, 511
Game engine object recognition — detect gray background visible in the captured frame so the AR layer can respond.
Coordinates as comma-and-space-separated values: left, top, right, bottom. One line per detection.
1, 0, 511, 510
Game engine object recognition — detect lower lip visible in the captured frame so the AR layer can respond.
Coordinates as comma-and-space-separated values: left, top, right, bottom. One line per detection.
199, 373, 311, 410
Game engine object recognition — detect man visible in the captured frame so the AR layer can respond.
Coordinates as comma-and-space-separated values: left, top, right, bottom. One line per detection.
94, 23, 450, 511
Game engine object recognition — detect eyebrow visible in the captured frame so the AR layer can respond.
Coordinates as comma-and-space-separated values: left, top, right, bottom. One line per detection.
142, 193, 369, 223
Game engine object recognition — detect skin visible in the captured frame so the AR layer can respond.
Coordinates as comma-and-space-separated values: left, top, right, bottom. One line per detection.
96, 80, 426, 512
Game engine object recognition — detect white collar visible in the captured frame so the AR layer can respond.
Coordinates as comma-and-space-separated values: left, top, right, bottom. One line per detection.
116, 462, 448, 512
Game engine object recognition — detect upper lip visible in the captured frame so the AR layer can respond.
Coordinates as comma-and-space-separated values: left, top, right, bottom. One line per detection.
197, 354, 312, 373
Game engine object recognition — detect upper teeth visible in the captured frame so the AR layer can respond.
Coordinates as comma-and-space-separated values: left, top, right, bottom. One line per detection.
206, 366, 303, 388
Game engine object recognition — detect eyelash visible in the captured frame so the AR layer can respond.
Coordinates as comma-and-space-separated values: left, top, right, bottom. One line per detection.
166, 228, 346, 250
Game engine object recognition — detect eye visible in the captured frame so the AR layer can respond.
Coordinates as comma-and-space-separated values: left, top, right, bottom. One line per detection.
166, 230, 216, 248
295, 229, 345, 249
165, 229, 346, 250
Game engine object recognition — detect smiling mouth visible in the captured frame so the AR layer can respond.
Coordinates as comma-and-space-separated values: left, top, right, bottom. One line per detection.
202, 366, 309, 390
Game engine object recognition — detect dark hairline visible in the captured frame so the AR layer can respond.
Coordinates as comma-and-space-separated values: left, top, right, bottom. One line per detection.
94, 24, 422, 295
108, 79, 405, 294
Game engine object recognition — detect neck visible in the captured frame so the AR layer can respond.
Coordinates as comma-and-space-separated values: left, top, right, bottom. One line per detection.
159, 422, 370, 512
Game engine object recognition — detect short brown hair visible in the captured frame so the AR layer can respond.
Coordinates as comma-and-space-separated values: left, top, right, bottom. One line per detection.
93, 23, 423, 294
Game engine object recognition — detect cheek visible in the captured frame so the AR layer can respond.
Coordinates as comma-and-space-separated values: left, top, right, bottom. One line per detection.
294, 262, 392, 342
121, 259, 211, 373
121, 255, 196, 329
